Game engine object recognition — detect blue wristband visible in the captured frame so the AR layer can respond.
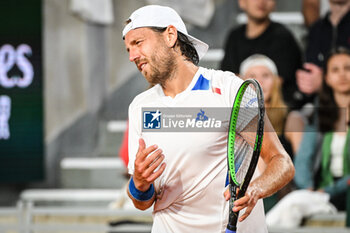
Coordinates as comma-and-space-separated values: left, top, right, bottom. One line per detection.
128, 177, 155, 201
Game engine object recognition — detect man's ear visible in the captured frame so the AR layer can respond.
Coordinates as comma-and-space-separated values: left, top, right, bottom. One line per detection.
164, 25, 178, 48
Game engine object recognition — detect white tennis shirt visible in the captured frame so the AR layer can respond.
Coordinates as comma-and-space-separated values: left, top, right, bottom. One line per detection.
128, 67, 267, 233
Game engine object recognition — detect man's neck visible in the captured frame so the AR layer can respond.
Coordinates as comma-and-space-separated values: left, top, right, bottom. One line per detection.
246, 17, 271, 39
329, 1, 350, 26
162, 60, 199, 98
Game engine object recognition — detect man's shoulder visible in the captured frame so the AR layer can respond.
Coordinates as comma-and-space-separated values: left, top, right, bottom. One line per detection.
308, 15, 331, 34
226, 24, 246, 38
200, 67, 242, 90
129, 85, 160, 109
269, 22, 295, 38
201, 67, 239, 81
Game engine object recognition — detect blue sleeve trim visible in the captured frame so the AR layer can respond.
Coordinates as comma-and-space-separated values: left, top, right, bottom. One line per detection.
128, 177, 155, 201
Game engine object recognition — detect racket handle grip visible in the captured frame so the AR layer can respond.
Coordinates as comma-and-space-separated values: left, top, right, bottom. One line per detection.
225, 224, 236, 233
225, 229, 236, 233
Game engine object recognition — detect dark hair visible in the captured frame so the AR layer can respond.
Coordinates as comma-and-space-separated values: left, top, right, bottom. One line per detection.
150, 27, 199, 65
318, 47, 350, 132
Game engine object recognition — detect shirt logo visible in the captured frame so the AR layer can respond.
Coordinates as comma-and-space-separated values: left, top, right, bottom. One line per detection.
143, 110, 161, 129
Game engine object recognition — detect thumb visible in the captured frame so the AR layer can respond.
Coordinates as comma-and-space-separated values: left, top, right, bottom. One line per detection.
138, 138, 146, 152
223, 187, 230, 201
304, 62, 319, 71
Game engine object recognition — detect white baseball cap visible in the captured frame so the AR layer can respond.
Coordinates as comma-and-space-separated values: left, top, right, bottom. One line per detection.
122, 5, 209, 60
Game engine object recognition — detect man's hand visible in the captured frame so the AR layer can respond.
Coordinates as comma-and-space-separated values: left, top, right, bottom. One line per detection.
223, 183, 261, 222
133, 138, 166, 192
296, 63, 323, 95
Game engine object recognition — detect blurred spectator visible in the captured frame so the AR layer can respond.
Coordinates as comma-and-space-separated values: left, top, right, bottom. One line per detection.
240, 54, 304, 158
302, 0, 321, 27
266, 47, 350, 228
296, 0, 350, 98
302, 0, 329, 27
220, 0, 303, 108
240, 55, 304, 211
295, 47, 350, 211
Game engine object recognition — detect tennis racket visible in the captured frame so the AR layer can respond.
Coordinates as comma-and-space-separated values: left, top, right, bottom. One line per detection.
225, 79, 265, 233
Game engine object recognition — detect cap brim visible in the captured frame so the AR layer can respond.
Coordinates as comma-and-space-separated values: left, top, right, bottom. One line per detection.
186, 34, 209, 60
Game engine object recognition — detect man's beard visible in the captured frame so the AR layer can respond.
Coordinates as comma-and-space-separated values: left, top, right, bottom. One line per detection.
146, 50, 176, 87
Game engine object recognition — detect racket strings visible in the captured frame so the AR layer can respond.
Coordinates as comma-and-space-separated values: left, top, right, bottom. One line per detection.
234, 84, 259, 184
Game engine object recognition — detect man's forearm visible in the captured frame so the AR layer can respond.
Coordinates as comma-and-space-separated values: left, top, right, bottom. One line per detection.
251, 154, 295, 199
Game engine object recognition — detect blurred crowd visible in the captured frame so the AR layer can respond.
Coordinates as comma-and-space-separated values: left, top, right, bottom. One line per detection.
220, 0, 350, 227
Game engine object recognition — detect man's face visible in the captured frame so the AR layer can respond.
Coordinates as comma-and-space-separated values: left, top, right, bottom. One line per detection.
239, 0, 275, 22
124, 27, 176, 86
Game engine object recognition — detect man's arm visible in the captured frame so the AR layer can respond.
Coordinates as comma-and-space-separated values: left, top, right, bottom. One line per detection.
255, 116, 295, 197
126, 176, 156, 210
296, 63, 323, 95
127, 138, 166, 210
226, 116, 295, 222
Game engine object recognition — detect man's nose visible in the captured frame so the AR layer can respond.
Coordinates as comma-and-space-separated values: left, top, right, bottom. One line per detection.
129, 48, 140, 62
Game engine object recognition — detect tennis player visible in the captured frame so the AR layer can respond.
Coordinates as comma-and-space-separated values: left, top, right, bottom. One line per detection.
123, 5, 295, 233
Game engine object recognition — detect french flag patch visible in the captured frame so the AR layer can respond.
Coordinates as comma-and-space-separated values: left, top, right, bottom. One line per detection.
212, 87, 221, 95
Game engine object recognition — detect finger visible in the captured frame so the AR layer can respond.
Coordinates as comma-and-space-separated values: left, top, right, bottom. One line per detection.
234, 195, 249, 206
303, 62, 314, 70
144, 148, 163, 165
136, 138, 147, 159
137, 143, 158, 161
135, 148, 162, 173
239, 205, 254, 222
296, 70, 308, 81
136, 138, 146, 159
138, 138, 146, 152
305, 63, 322, 73
300, 86, 314, 94
232, 196, 249, 212
239, 212, 249, 222
138, 148, 163, 172
233, 201, 248, 212
146, 162, 166, 183
144, 153, 165, 177
223, 188, 230, 201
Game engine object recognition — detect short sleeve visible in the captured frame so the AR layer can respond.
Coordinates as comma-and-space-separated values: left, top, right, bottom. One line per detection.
127, 103, 141, 175
221, 71, 243, 108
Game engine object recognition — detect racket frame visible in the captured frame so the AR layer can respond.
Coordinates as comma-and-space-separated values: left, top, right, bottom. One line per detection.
226, 79, 265, 232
